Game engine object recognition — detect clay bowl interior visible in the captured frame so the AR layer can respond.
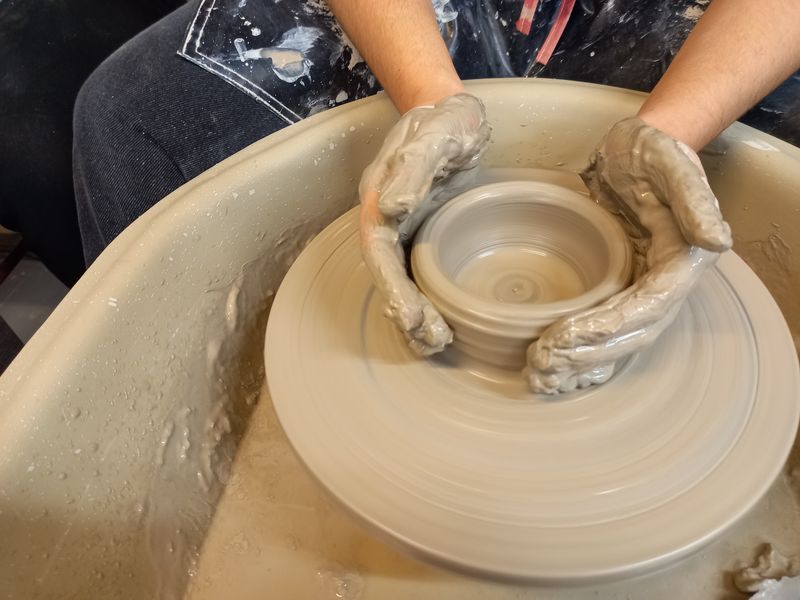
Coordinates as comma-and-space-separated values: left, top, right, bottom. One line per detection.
411, 181, 633, 369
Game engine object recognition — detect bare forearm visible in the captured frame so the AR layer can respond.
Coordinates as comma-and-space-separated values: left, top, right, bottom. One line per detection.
638, 0, 800, 151
326, 0, 463, 113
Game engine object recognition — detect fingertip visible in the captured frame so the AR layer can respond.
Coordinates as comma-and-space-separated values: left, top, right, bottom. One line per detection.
690, 219, 733, 252
419, 304, 453, 349
406, 319, 452, 357
714, 220, 733, 251
408, 338, 440, 357
524, 366, 562, 395
529, 339, 558, 372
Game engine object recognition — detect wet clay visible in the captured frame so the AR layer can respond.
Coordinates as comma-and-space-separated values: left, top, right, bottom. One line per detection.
188, 384, 800, 600
527, 118, 734, 393
360, 109, 734, 394
734, 545, 800, 593
411, 181, 632, 369
265, 177, 799, 583
359, 93, 490, 355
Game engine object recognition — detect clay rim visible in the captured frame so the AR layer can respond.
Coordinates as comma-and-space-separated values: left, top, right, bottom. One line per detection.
411, 181, 633, 329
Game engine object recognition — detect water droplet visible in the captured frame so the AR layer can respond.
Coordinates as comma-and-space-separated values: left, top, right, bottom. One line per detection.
316, 565, 364, 599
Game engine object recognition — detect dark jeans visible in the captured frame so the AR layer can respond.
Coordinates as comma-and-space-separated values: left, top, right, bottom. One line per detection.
72, 0, 286, 266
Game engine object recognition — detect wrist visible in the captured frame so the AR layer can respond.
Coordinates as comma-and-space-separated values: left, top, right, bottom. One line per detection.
637, 88, 729, 153
394, 76, 465, 114
636, 108, 702, 152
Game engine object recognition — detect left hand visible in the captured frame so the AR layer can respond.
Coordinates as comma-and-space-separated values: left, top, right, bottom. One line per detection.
526, 117, 733, 394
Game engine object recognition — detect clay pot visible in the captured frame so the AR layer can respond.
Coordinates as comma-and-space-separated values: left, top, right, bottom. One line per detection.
411, 181, 633, 369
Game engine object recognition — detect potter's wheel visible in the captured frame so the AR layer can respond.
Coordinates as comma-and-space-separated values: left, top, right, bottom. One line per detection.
265, 183, 799, 584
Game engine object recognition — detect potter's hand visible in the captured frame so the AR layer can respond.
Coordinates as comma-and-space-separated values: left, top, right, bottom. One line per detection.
360, 93, 490, 356
526, 117, 733, 394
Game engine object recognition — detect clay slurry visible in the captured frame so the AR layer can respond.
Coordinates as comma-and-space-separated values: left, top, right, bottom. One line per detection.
453, 245, 586, 305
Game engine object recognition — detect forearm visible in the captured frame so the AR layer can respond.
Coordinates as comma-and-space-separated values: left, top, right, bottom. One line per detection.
326, 0, 463, 113
638, 0, 800, 151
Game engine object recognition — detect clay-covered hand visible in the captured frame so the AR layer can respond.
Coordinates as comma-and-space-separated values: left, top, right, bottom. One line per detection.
359, 93, 491, 356
526, 117, 733, 394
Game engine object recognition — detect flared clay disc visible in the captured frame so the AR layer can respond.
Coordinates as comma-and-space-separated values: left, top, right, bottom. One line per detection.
264, 205, 799, 585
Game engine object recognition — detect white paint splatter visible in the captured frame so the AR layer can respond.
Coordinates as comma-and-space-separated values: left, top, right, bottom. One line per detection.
682, 5, 704, 20
432, 0, 458, 24
251, 27, 261, 36
240, 27, 324, 83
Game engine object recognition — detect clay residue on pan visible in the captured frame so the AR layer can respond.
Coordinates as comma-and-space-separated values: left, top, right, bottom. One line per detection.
739, 231, 800, 352
733, 544, 800, 593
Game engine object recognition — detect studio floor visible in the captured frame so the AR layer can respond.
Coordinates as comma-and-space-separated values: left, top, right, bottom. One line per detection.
0, 236, 67, 372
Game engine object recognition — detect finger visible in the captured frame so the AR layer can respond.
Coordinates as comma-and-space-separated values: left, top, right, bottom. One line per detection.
631, 120, 733, 252
654, 142, 731, 252
406, 304, 454, 357
359, 190, 452, 354
527, 247, 717, 386
377, 125, 484, 218
526, 362, 616, 395
396, 168, 479, 242
533, 247, 694, 352
532, 306, 675, 372
378, 99, 489, 218
378, 136, 450, 218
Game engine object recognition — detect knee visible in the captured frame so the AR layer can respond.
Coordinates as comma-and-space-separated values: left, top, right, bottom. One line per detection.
72, 46, 154, 257
73, 52, 131, 149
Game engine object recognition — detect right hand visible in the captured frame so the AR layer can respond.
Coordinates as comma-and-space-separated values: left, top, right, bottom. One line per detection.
359, 93, 491, 356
